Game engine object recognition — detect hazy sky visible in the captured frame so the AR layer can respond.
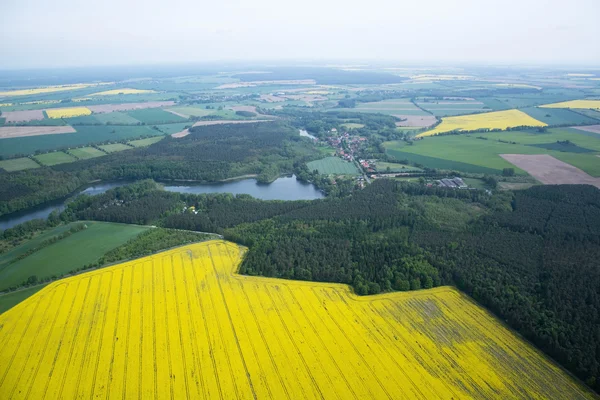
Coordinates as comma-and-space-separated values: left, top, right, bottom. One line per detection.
1, 0, 599, 68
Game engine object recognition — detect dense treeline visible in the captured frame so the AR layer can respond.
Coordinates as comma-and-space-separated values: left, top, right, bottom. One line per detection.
54, 122, 319, 183
0, 169, 86, 217
273, 109, 397, 136
56, 179, 600, 391
1, 121, 321, 217
100, 228, 217, 265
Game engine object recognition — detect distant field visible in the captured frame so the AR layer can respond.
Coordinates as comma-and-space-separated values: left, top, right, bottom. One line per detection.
0, 240, 593, 399
501, 154, 600, 188
386, 128, 600, 176
541, 100, 600, 109
69, 146, 106, 159
0, 157, 39, 172
0, 285, 47, 314
354, 99, 428, 116
416, 99, 487, 116
34, 151, 78, 166
94, 111, 141, 124
89, 88, 156, 96
0, 125, 76, 138
154, 122, 191, 135
521, 106, 600, 125
307, 156, 361, 175
0, 125, 157, 158
126, 108, 188, 124
374, 161, 423, 172
128, 136, 164, 147
46, 106, 92, 119
340, 122, 364, 129
395, 115, 438, 128
1, 109, 45, 122
0, 83, 109, 97
86, 101, 176, 113
166, 106, 215, 118
98, 143, 133, 153
417, 109, 547, 137
63, 114, 100, 125
0, 221, 149, 291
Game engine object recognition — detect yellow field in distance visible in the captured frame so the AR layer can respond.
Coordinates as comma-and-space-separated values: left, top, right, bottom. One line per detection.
0, 83, 112, 97
88, 88, 157, 96
540, 100, 600, 110
417, 109, 547, 137
46, 107, 92, 119
0, 240, 593, 399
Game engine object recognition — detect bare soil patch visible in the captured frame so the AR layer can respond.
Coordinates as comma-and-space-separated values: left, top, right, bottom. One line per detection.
86, 101, 175, 114
2, 110, 45, 123
173, 120, 273, 138
394, 115, 438, 127
500, 154, 600, 188
571, 125, 600, 134
0, 126, 76, 139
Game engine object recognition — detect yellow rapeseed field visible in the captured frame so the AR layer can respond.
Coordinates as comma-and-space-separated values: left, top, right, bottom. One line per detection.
45, 107, 92, 119
0, 240, 593, 399
540, 100, 600, 110
417, 109, 547, 137
88, 88, 157, 96
0, 83, 112, 97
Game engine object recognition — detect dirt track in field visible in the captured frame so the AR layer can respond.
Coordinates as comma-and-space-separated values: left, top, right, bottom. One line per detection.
86, 101, 175, 114
394, 115, 438, 127
2, 110, 45, 122
572, 125, 600, 134
172, 119, 273, 138
501, 154, 600, 188
164, 109, 189, 118
0, 126, 76, 138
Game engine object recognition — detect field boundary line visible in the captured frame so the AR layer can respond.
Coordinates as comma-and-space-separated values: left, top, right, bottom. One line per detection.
215, 245, 275, 399
40, 280, 82, 399
171, 254, 191, 399
56, 277, 95, 398
264, 285, 325, 399
309, 286, 393, 399
207, 244, 257, 400
288, 286, 359, 399
180, 251, 207, 399
22, 286, 68, 399
191, 251, 223, 399
8, 286, 62, 398
223, 246, 291, 400
74, 272, 111, 398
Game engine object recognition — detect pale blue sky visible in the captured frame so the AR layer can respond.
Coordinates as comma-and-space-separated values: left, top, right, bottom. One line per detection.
1, 0, 599, 68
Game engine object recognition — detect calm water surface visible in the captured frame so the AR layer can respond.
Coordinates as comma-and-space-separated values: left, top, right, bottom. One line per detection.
0, 176, 322, 230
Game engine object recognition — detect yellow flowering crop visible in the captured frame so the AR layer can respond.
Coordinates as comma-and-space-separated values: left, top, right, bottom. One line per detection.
0, 241, 593, 399
0, 83, 112, 97
540, 100, 600, 110
88, 88, 157, 96
417, 109, 547, 137
45, 107, 92, 119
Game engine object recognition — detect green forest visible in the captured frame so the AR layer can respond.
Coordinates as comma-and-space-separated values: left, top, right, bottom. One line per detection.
51, 179, 600, 390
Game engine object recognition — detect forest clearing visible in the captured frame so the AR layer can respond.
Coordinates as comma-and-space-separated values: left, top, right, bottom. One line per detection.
0, 240, 593, 399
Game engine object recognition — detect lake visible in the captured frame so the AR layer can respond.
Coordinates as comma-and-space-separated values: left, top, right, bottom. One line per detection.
0, 176, 323, 230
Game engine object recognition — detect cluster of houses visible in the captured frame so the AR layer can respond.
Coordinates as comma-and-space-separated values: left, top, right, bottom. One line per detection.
327, 130, 368, 162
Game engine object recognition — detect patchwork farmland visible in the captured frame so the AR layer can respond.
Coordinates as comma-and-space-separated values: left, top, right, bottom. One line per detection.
0, 241, 593, 399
